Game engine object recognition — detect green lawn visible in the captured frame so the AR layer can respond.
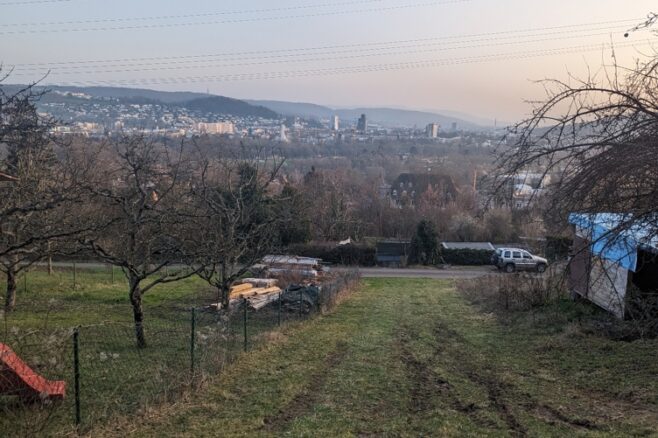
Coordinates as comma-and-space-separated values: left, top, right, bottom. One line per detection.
0, 267, 281, 436
94, 278, 658, 437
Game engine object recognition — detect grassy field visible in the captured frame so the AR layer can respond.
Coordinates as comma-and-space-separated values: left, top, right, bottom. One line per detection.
0, 267, 293, 436
92, 277, 658, 437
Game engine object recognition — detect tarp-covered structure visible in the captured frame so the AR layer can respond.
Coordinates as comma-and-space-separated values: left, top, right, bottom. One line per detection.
568, 213, 658, 318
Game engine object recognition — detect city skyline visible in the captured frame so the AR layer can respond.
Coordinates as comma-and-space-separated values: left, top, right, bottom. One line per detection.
2, 0, 657, 122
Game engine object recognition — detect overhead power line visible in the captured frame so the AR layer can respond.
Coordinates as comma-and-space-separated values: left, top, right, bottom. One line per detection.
45, 40, 656, 87
8, 27, 637, 76
0, 0, 74, 5
0, 0, 473, 34
1, 0, 388, 26
7, 17, 641, 69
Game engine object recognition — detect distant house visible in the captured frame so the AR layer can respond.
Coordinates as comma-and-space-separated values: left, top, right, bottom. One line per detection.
568, 213, 658, 319
389, 173, 458, 207
480, 171, 553, 210
376, 240, 410, 267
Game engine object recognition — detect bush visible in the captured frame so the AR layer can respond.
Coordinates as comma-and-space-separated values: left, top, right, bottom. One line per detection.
286, 243, 376, 266
456, 263, 568, 311
441, 248, 494, 265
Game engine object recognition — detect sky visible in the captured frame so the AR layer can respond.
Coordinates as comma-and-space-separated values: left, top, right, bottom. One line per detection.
1, 0, 657, 122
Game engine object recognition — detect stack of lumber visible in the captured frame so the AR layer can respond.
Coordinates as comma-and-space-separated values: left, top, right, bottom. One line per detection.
229, 279, 282, 310
239, 278, 278, 288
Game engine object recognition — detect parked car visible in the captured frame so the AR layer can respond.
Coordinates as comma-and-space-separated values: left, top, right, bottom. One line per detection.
496, 248, 548, 273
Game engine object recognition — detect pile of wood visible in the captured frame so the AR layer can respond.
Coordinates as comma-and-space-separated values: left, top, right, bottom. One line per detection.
229, 279, 281, 310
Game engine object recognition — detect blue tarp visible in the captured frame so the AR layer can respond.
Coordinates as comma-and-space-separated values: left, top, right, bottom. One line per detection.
569, 213, 658, 272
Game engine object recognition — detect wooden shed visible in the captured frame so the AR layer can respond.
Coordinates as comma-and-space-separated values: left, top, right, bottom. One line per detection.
568, 213, 658, 319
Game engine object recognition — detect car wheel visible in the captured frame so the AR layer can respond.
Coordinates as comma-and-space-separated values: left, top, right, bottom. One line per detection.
505, 264, 515, 273
536, 264, 547, 273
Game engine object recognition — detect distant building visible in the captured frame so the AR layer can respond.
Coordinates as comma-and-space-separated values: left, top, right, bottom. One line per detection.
425, 123, 439, 138
451, 122, 458, 132
441, 242, 495, 251
506, 172, 551, 209
331, 115, 340, 131
197, 122, 235, 135
389, 173, 459, 207
279, 125, 289, 143
356, 114, 368, 133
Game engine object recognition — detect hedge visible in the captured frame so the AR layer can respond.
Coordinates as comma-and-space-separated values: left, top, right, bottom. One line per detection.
441, 248, 494, 266
286, 243, 377, 266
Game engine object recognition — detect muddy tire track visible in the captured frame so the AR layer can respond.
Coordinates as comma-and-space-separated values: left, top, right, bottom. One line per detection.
396, 323, 497, 429
516, 394, 602, 431
432, 320, 599, 435
262, 342, 348, 432
460, 369, 527, 436
398, 328, 452, 413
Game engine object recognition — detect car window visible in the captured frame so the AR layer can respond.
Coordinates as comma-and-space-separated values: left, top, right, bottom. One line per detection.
504, 251, 511, 258
523, 252, 532, 259
512, 251, 521, 259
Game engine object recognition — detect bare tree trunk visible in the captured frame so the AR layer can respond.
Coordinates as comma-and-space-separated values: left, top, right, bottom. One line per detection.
220, 263, 230, 310
129, 276, 147, 348
221, 283, 230, 310
5, 267, 17, 312
47, 242, 54, 275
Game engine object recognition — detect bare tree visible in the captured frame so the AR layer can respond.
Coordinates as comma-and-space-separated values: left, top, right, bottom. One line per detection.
0, 80, 88, 311
496, 52, 658, 238
190, 145, 284, 309
82, 136, 198, 348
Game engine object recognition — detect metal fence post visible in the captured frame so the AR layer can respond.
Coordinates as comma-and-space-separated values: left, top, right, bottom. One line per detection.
73, 327, 81, 427
243, 298, 248, 352
110, 264, 115, 284
298, 288, 303, 318
190, 307, 196, 379
23, 272, 27, 293
73, 262, 77, 289
277, 291, 282, 326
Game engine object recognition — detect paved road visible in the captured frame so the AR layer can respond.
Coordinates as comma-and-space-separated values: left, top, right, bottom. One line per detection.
37, 262, 494, 279
340, 267, 493, 279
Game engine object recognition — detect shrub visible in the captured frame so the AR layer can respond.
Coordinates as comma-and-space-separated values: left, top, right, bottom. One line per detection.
441, 248, 494, 265
457, 263, 568, 311
409, 220, 440, 265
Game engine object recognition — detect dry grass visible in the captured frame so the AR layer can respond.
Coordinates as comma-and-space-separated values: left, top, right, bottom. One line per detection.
457, 263, 568, 312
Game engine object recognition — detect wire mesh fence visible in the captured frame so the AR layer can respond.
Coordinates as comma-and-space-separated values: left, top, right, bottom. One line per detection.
0, 268, 360, 436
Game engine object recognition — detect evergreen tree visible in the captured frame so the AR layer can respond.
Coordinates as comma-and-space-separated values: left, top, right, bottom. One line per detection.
410, 220, 441, 265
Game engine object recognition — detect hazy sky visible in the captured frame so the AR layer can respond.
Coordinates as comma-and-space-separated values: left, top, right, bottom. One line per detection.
2, 0, 657, 121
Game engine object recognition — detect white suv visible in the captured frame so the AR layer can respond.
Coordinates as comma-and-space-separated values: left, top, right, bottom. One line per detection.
496, 248, 548, 273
